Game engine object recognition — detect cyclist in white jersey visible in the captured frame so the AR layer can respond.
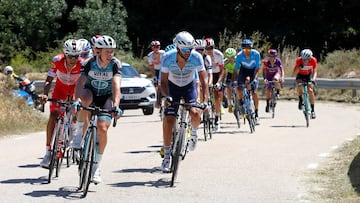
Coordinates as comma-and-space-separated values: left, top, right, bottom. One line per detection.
205, 38, 225, 131
160, 31, 209, 172
195, 39, 213, 103
147, 40, 165, 108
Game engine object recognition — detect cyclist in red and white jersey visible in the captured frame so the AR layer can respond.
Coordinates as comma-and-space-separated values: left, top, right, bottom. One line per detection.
39, 39, 83, 168
205, 38, 225, 131
291, 49, 318, 119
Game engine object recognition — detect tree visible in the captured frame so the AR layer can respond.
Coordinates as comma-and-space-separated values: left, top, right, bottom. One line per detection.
0, 0, 66, 62
69, 0, 131, 50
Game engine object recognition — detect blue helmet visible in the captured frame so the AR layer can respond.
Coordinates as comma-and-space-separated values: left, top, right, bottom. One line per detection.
241, 39, 253, 48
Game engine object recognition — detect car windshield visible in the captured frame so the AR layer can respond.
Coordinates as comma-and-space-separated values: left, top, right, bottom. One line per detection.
122, 65, 140, 78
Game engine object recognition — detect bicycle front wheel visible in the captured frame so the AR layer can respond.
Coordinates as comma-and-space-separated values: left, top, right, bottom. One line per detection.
48, 120, 62, 183
170, 127, 185, 187
79, 129, 95, 197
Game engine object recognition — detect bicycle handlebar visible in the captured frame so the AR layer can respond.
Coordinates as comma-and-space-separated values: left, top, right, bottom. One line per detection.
76, 103, 119, 127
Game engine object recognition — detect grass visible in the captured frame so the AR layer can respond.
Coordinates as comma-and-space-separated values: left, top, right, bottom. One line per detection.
302, 135, 360, 202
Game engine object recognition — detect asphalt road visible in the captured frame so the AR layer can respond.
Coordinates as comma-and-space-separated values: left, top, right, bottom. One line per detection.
1, 100, 360, 202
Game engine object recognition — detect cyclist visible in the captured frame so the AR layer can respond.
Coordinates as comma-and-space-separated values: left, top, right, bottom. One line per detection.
224, 48, 237, 113
233, 39, 261, 125
262, 49, 284, 113
72, 35, 122, 184
195, 39, 213, 102
291, 48, 318, 119
90, 34, 102, 56
39, 39, 83, 168
147, 40, 165, 108
204, 37, 225, 131
160, 31, 209, 172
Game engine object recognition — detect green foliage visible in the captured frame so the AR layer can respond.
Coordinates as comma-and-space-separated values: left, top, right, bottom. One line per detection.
69, 0, 131, 50
0, 0, 66, 62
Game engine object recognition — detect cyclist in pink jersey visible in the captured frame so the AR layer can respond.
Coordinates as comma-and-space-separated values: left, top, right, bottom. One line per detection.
291, 49, 318, 119
39, 39, 82, 168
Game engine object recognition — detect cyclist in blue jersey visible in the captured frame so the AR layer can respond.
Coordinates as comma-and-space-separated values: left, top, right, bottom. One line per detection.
160, 31, 209, 172
233, 39, 261, 125
72, 35, 122, 184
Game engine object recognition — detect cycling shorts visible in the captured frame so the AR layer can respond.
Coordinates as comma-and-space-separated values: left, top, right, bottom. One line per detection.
164, 81, 197, 117
296, 74, 312, 83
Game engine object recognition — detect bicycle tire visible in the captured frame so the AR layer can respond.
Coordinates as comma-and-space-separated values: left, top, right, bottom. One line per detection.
78, 129, 91, 191
303, 91, 311, 128
82, 128, 95, 198
48, 120, 61, 183
203, 113, 209, 141
170, 126, 185, 187
271, 87, 276, 119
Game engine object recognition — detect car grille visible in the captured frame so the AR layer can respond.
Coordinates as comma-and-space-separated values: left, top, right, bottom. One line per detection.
121, 87, 145, 94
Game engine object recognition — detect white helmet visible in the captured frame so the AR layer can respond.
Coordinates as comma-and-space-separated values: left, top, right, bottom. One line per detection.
4, 65, 13, 74
78, 39, 92, 57
63, 39, 82, 56
173, 31, 195, 49
194, 39, 206, 49
95, 35, 116, 49
301, 49, 313, 61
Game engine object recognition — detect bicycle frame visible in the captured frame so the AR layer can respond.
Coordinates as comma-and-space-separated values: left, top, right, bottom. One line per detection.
267, 81, 278, 119
241, 82, 256, 133
298, 82, 312, 127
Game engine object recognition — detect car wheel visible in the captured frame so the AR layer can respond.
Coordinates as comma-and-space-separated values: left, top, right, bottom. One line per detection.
142, 106, 154, 115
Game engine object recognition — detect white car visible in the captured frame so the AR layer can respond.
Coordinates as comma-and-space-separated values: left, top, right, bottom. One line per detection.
120, 62, 156, 115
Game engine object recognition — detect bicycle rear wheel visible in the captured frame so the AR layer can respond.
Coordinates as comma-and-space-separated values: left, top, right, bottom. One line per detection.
48, 121, 61, 183
170, 127, 185, 187
233, 103, 241, 128
303, 93, 311, 127
203, 113, 209, 141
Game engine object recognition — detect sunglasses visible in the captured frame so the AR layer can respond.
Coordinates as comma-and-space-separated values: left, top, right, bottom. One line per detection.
180, 47, 193, 53
196, 48, 204, 52
66, 54, 79, 59
152, 45, 160, 48
205, 46, 214, 50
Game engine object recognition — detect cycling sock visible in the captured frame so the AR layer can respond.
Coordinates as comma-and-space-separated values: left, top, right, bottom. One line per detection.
276, 90, 280, 95
164, 146, 171, 159
46, 145, 51, 155
255, 109, 258, 117
298, 96, 303, 103
311, 104, 314, 112
76, 121, 84, 137
266, 100, 269, 106
215, 116, 219, 124
191, 127, 198, 136
96, 153, 103, 165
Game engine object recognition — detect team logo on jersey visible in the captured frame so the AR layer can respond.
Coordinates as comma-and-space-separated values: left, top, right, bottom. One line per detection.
91, 80, 108, 89
89, 71, 113, 80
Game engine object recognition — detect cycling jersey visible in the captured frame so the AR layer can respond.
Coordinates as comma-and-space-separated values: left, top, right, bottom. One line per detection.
208, 49, 224, 73
263, 57, 283, 81
203, 54, 213, 74
48, 54, 82, 112
224, 59, 236, 74
161, 49, 205, 87
81, 56, 122, 97
147, 50, 165, 70
294, 56, 317, 75
234, 49, 261, 71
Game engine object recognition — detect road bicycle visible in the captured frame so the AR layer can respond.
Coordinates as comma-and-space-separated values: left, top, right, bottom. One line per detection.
203, 86, 216, 141
76, 103, 118, 198
46, 97, 74, 183
170, 99, 205, 187
266, 81, 279, 119
240, 81, 256, 133
297, 81, 312, 127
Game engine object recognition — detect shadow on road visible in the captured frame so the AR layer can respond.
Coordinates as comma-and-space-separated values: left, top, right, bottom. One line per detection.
114, 167, 160, 174
270, 125, 307, 128
348, 151, 360, 194
24, 186, 83, 199
1, 176, 47, 185
109, 178, 170, 188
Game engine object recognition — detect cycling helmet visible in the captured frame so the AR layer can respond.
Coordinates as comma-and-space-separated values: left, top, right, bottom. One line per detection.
4, 65, 13, 74
78, 39, 91, 57
301, 49, 313, 61
173, 31, 195, 49
241, 39, 253, 48
150, 40, 160, 47
268, 49, 278, 57
63, 39, 82, 56
224, 48, 237, 58
204, 38, 215, 48
90, 35, 102, 46
165, 44, 176, 52
95, 35, 116, 49
194, 39, 206, 49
